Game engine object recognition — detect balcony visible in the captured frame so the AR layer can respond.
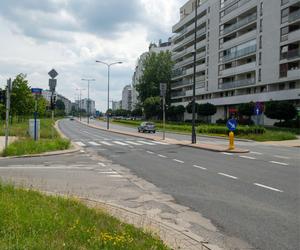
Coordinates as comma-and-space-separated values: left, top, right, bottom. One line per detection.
289, 9, 300, 22
219, 78, 256, 90
280, 48, 300, 60
287, 68, 300, 78
220, 61, 256, 76
174, 51, 206, 69
221, 0, 252, 20
172, 68, 187, 79
222, 29, 257, 49
172, 76, 206, 90
173, 27, 206, 51
223, 13, 257, 35
223, 44, 256, 62
171, 91, 186, 98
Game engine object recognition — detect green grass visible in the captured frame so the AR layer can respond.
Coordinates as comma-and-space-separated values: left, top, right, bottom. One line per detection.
111, 119, 297, 142
0, 182, 169, 250
1, 118, 71, 156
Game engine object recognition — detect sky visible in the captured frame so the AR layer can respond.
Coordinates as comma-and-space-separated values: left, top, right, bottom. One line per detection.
0, 0, 187, 111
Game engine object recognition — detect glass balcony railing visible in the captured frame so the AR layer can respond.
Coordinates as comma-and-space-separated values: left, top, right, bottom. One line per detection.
171, 91, 185, 98
219, 78, 255, 89
223, 13, 257, 35
223, 45, 256, 62
172, 68, 187, 78
172, 76, 206, 89
280, 48, 300, 60
289, 9, 300, 22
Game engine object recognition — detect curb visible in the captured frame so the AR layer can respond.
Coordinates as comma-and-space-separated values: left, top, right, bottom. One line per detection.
41, 190, 218, 250
0, 120, 81, 160
77, 120, 249, 154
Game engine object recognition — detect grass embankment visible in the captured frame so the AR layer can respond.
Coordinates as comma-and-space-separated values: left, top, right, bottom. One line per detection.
0, 182, 169, 250
1, 118, 70, 156
111, 119, 297, 142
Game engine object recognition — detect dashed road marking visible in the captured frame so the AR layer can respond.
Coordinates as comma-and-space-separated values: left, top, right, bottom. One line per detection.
173, 159, 184, 164
98, 163, 106, 167
269, 161, 289, 166
146, 151, 155, 154
88, 141, 100, 146
218, 172, 238, 180
137, 141, 156, 145
75, 141, 86, 147
222, 152, 233, 156
239, 155, 256, 160
99, 141, 113, 146
108, 175, 123, 178
158, 154, 167, 158
254, 183, 283, 193
113, 141, 129, 146
193, 165, 207, 170
273, 155, 290, 160
250, 151, 263, 155
98, 171, 118, 174
125, 141, 142, 145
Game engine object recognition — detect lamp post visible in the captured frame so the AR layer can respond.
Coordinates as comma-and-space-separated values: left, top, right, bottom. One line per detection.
95, 60, 122, 130
76, 88, 85, 121
81, 79, 95, 124
191, 0, 198, 144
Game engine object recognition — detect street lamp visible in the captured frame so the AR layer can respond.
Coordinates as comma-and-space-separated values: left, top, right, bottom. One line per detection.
76, 88, 85, 121
95, 60, 123, 130
81, 78, 95, 124
191, 0, 199, 144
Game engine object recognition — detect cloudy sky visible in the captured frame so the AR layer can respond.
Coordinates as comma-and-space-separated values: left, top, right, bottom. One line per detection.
0, 0, 187, 111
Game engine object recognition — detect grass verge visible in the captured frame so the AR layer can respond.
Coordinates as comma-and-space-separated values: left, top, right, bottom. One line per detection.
111, 119, 297, 142
0, 182, 169, 250
1, 118, 71, 157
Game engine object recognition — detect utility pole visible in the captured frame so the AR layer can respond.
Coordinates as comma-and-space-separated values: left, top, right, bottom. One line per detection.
5, 78, 11, 150
191, 0, 198, 144
81, 79, 95, 124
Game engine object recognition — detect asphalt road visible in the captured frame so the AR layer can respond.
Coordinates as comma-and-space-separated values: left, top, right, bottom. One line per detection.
57, 119, 300, 250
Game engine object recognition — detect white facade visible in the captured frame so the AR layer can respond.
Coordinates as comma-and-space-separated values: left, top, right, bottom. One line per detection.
112, 100, 122, 111
122, 85, 132, 111
42, 89, 72, 114
76, 98, 96, 115
171, 0, 300, 124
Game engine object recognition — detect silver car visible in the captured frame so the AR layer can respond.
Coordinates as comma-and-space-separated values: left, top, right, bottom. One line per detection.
138, 122, 156, 133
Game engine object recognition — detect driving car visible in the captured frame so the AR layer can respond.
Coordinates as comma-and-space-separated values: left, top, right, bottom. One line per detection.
138, 122, 156, 133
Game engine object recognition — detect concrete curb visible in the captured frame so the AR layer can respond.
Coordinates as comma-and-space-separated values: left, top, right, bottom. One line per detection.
41, 190, 219, 250
77, 119, 249, 154
0, 120, 81, 160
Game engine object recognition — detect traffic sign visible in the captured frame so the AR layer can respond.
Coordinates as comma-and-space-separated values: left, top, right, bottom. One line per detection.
49, 79, 57, 92
48, 69, 58, 79
31, 88, 42, 95
160, 83, 167, 97
254, 102, 263, 115
227, 118, 237, 131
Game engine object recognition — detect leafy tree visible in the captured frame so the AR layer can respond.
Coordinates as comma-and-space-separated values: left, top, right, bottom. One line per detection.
131, 107, 143, 117
10, 74, 35, 121
186, 101, 199, 114
114, 109, 130, 117
167, 105, 185, 121
238, 102, 255, 118
197, 103, 217, 123
55, 99, 65, 111
136, 51, 173, 106
143, 96, 161, 119
36, 97, 48, 117
265, 101, 297, 122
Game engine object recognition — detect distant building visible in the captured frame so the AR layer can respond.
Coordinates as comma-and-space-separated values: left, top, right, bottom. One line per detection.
76, 98, 96, 115
42, 90, 72, 114
132, 39, 172, 109
112, 100, 122, 111
122, 85, 132, 111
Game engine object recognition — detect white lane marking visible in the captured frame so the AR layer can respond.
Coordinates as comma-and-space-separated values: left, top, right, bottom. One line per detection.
273, 155, 290, 160
98, 171, 118, 174
75, 141, 86, 147
137, 141, 156, 145
99, 141, 113, 146
218, 172, 238, 180
269, 161, 289, 166
0, 166, 93, 170
239, 155, 256, 160
108, 175, 123, 178
193, 165, 207, 170
88, 141, 100, 146
222, 152, 233, 156
152, 141, 169, 145
113, 141, 129, 146
146, 151, 155, 154
158, 154, 167, 158
254, 183, 283, 193
250, 151, 263, 155
98, 163, 106, 167
125, 141, 142, 145
80, 150, 85, 153
173, 159, 184, 164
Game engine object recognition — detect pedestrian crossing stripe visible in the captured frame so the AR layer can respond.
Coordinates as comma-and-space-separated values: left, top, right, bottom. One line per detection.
113, 141, 129, 146
75, 140, 169, 147
100, 141, 113, 146
88, 141, 100, 146
137, 141, 156, 145
125, 141, 142, 145
75, 142, 86, 147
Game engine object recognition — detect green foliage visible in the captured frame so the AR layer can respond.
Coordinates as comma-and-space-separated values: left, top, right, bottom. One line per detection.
10, 74, 35, 118
143, 96, 161, 119
167, 105, 185, 121
113, 109, 131, 117
0, 182, 169, 249
131, 107, 143, 117
186, 101, 199, 114
238, 102, 255, 117
265, 101, 297, 122
136, 51, 173, 106
55, 99, 65, 111
197, 103, 217, 117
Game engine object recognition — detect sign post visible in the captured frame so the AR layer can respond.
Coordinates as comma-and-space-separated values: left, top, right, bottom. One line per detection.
226, 118, 237, 150
48, 69, 58, 138
5, 79, 12, 150
31, 88, 42, 141
160, 83, 167, 140
254, 102, 263, 126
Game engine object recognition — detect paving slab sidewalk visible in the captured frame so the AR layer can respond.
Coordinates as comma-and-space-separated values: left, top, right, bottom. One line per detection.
78, 119, 249, 153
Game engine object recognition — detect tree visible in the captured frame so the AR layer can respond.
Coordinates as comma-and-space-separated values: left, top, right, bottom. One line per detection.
186, 101, 199, 114
238, 102, 255, 118
197, 103, 217, 123
136, 51, 173, 106
114, 109, 130, 117
55, 99, 65, 111
143, 96, 161, 119
131, 107, 143, 117
265, 101, 297, 122
10, 74, 35, 121
37, 97, 48, 117
167, 105, 185, 121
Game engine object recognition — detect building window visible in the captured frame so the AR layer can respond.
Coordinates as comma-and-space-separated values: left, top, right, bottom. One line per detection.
279, 83, 285, 90
260, 19, 263, 32
281, 8, 289, 23
260, 86, 266, 92
258, 69, 262, 82
281, 0, 289, 5
260, 2, 263, 16
289, 82, 296, 89
259, 52, 262, 65
259, 36, 262, 49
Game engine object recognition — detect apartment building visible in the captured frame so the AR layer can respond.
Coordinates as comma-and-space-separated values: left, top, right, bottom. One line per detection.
76, 98, 96, 115
122, 85, 132, 111
171, 0, 300, 124
42, 90, 72, 114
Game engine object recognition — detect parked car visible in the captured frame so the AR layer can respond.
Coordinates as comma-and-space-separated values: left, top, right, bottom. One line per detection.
138, 122, 156, 133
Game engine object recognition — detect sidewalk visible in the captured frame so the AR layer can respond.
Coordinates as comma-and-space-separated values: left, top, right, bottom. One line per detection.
78, 119, 249, 153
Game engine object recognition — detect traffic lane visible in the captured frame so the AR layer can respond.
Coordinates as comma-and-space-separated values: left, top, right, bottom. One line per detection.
101, 145, 298, 250
153, 145, 299, 199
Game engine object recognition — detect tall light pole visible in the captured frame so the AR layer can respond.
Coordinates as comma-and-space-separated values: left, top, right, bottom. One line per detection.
192, 0, 198, 144
95, 60, 122, 130
81, 79, 95, 124
76, 88, 85, 121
